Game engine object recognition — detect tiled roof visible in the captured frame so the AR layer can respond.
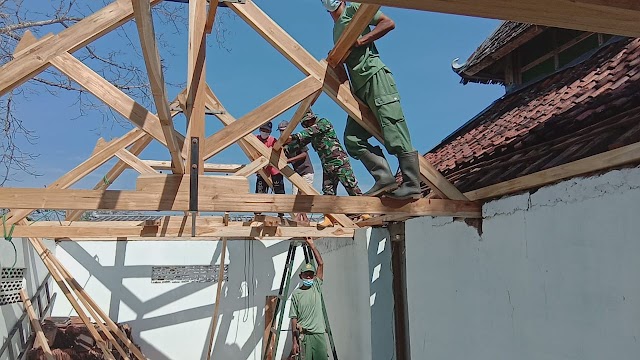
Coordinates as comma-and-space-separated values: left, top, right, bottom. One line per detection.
425, 37, 640, 195
453, 22, 542, 84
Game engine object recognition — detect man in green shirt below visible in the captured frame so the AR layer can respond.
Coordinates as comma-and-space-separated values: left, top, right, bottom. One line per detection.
289, 237, 327, 360
321, 0, 422, 200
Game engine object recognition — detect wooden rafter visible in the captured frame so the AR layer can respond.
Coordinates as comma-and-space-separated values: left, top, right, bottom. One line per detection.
116, 148, 158, 174
204, 0, 218, 34
204, 88, 356, 228
272, 90, 322, 152
355, 0, 640, 38
131, 0, 185, 173
0, 0, 162, 97
143, 160, 243, 173
50, 52, 185, 148
0, 188, 482, 216
326, 4, 381, 67
227, 1, 467, 201
6, 128, 146, 225
202, 76, 323, 159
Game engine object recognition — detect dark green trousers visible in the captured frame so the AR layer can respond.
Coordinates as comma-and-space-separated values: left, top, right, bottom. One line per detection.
344, 67, 414, 158
300, 333, 328, 360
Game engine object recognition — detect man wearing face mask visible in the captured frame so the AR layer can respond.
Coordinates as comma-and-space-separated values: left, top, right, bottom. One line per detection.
255, 121, 286, 198
284, 109, 362, 228
321, 0, 422, 201
289, 237, 327, 360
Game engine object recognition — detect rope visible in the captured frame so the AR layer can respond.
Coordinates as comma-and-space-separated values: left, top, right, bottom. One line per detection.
2, 214, 17, 269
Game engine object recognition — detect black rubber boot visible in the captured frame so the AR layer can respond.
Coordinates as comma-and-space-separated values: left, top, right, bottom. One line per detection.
360, 146, 399, 196
386, 151, 422, 200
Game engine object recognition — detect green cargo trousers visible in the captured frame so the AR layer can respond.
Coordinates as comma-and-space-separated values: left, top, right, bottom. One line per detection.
300, 333, 328, 360
344, 67, 415, 159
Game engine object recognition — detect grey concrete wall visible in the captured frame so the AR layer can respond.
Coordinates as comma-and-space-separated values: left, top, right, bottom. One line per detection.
404, 166, 640, 360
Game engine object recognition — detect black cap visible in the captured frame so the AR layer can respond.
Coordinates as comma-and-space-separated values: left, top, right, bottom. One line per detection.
259, 121, 273, 132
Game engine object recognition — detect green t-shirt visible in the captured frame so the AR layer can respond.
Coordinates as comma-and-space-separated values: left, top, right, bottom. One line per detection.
289, 278, 326, 334
333, 3, 385, 92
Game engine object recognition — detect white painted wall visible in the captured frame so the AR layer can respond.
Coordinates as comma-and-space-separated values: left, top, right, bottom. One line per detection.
50, 236, 380, 360
1, 238, 54, 360
405, 166, 640, 360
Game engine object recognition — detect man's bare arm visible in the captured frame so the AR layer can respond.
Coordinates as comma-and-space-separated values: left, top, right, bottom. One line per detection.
287, 151, 308, 164
306, 237, 324, 280
355, 13, 395, 47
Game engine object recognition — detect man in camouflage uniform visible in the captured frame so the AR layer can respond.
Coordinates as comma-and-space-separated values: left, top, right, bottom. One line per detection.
285, 109, 362, 227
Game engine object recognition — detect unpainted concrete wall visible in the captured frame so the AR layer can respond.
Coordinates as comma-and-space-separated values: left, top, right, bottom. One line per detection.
405, 167, 640, 359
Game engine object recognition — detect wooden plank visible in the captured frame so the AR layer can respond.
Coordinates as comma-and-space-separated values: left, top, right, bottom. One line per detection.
0, 188, 482, 216
205, 0, 218, 34
19, 289, 55, 360
464, 140, 640, 201
115, 148, 157, 174
355, 0, 640, 37
143, 160, 244, 173
202, 76, 323, 159
131, 0, 185, 173
205, 238, 226, 360
235, 156, 269, 177
204, 89, 355, 227
23, 229, 144, 360
272, 90, 321, 152
228, 1, 463, 200
6, 129, 146, 225
135, 174, 249, 194
327, 4, 381, 67
50, 53, 185, 148
0, 0, 162, 96
13, 224, 355, 239
356, 213, 412, 227
186, 0, 208, 174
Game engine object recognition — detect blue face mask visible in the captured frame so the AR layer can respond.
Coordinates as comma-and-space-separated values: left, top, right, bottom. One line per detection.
302, 279, 314, 287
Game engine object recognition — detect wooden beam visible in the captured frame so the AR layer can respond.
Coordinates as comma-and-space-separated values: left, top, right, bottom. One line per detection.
13, 223, 356, 239
135, 174, 249, 194
228, 1, 464, 200
19, 289, 55, 360
326, 4, 381, 67
143, 160, 244, 173
7, 128, 146, 225
51, 52, 185, 148
0, 188, 482, 216
355, 0, 640, 37
204, 88, 355, 227
0, 0, 162, 96
67, 134, 154, 222
131, 0, 185, 173
235, 156, 269, 177
205, 0, 218, 34
186, 0, 208, 174
273, 90, 321, 152
202, 75, 323, 159
204, 86, 275, 189
356, 213, 412, 227
464, 140, 640, 201
115, 148, 158, 174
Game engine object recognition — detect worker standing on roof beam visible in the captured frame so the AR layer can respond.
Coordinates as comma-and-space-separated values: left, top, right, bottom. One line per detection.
322, 1, 422, 200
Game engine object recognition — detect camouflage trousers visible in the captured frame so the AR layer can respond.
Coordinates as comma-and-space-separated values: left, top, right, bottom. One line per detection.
322, 165, 362, 196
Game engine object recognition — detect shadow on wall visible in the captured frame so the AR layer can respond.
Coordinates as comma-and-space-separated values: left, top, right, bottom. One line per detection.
58, 240, 303, 360
367, 228, 396, 360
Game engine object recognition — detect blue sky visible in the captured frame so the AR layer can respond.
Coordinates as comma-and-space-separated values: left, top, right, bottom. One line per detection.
7, 1, 505, 194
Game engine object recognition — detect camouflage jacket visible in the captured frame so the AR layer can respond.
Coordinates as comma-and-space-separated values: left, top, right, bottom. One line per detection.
290, 118, 350, 172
